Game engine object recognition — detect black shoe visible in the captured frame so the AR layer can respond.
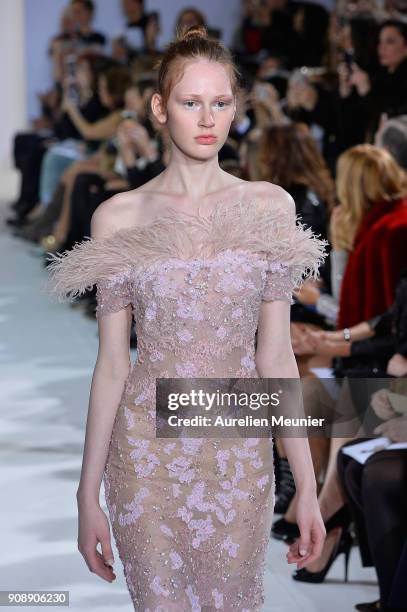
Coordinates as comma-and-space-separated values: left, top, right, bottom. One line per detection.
292, 527, 353, 583
271, 517, 300, 543
6, 215, 29, 227
324, 504, 353, 532
355, 600, 381, 611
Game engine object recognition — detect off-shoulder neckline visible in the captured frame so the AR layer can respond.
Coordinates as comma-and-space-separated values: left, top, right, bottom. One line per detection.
93, 198, 263, 242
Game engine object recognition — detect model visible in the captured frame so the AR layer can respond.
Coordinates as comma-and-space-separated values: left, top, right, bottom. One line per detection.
47, 25, 327, 611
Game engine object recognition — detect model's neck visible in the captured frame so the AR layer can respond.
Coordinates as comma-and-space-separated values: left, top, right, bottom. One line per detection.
159, 156, 227, 204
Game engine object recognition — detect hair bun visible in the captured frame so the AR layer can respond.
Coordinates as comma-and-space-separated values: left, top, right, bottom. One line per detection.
177, 24, 209, 43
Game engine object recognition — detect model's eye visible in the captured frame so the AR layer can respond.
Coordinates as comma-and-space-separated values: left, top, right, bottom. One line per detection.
215, 101, 229, 109
183, 100, 199, 109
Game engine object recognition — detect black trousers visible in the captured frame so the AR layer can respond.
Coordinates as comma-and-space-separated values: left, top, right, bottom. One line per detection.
63, 173, 120, 250
13, 132, 49, 208
337, 440, 407, 610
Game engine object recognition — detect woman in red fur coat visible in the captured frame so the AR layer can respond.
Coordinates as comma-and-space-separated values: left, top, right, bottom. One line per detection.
335, 144, 407, 329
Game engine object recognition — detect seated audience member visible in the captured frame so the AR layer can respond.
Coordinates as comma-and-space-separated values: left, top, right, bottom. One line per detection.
336, 145, 407, 329
233, 0, 272, 56
334, 14, 379, 149
295, 267, 407, 379
112, 0, 159, 62
256, 122, 333, 240
273, 270, 407, 584
295, 144, 407, 331
338, 19, 407, 144
69, 0, 106, 50
8, 53, 112, 227
284, 69, 338, 170
42, 75, 159, 254
49, 0, 107, 91
260, 0, 301, 68
24, 66, 132, 251
48, 5, 78, 90
375, 114, 407, 170
337, 382, 407, 611
175, 7, 220, 40
255, 122, 334, 328
175, 7, 206, 33
255, 52, 290, 99
36, 54, 111, 212
48, 1, 106, 90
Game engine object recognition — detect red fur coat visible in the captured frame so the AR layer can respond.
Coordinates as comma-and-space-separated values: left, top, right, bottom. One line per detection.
337, 198, 407, 329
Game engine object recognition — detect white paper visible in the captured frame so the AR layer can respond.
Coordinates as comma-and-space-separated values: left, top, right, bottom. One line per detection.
341, 437, 407, 464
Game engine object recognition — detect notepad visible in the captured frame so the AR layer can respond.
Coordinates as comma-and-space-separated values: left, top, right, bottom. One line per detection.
341, 437, 407, 464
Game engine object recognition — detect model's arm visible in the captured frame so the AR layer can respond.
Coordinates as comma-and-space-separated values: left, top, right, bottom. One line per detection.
76, 200, 133, 583
76, 312, 132, 503
256, 298, 326, 569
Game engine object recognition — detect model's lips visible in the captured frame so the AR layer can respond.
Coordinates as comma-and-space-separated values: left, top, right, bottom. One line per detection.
194, 135, 218, 144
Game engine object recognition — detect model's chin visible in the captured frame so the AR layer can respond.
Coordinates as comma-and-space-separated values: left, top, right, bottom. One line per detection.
185, 144, 222, 160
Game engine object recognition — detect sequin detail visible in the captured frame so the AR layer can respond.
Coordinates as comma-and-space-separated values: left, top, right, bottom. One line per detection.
46, 196, 327, 610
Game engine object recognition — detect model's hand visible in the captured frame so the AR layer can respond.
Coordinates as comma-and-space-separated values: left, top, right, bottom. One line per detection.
286, 492, 326, 569
77, 498, 116, 583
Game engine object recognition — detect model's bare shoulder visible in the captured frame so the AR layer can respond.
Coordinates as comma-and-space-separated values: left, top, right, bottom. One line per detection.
90, 186, 158, 240
90, 193, 131, 239
250, 181, 295, 217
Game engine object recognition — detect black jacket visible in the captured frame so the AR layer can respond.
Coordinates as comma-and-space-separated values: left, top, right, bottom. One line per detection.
334, 268, 407, 376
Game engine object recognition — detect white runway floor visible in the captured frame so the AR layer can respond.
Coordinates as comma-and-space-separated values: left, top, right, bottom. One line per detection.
0, 188, 379, 611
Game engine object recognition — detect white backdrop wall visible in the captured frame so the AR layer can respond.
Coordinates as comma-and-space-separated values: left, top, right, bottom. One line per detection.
24, 0, 242, 120
0, 0, 26, 176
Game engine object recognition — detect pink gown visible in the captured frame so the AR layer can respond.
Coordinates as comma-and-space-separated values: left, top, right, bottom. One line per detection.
46, 196, 327, 611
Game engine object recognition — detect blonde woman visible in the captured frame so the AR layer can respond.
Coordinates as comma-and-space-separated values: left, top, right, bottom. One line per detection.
294, 143, 407, 332
335, 144, 407, 329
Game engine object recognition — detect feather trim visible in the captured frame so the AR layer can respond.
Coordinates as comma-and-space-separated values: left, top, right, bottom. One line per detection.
43, 199, 328, 302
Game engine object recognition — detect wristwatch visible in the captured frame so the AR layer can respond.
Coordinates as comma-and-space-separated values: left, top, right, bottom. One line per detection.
343, 327, 351, 342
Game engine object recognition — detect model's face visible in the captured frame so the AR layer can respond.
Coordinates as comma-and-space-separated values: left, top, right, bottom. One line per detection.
153, 60, 236, 161
378, 26, 407, 70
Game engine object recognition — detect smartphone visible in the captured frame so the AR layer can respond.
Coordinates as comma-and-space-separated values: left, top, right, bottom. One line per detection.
344, 49, 354, 74
121, 110, 138, 121
66, 83, 80, 105
65, 53, 76, 78
289, 68, 309, 87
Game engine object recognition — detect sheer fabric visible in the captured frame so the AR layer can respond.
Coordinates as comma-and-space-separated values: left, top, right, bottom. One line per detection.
46, 196, 327, 610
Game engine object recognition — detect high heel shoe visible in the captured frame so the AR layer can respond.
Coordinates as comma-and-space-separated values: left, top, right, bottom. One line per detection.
292, 504, 353, 583
271, 517, 300, 543
324, 504, 353, 532
292, 526, 353, 583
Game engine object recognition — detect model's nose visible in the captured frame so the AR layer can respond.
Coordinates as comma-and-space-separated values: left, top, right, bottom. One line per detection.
199, 108, 215, 127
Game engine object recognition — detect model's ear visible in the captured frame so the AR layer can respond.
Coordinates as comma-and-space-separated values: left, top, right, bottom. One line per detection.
151, 93, 167, 125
